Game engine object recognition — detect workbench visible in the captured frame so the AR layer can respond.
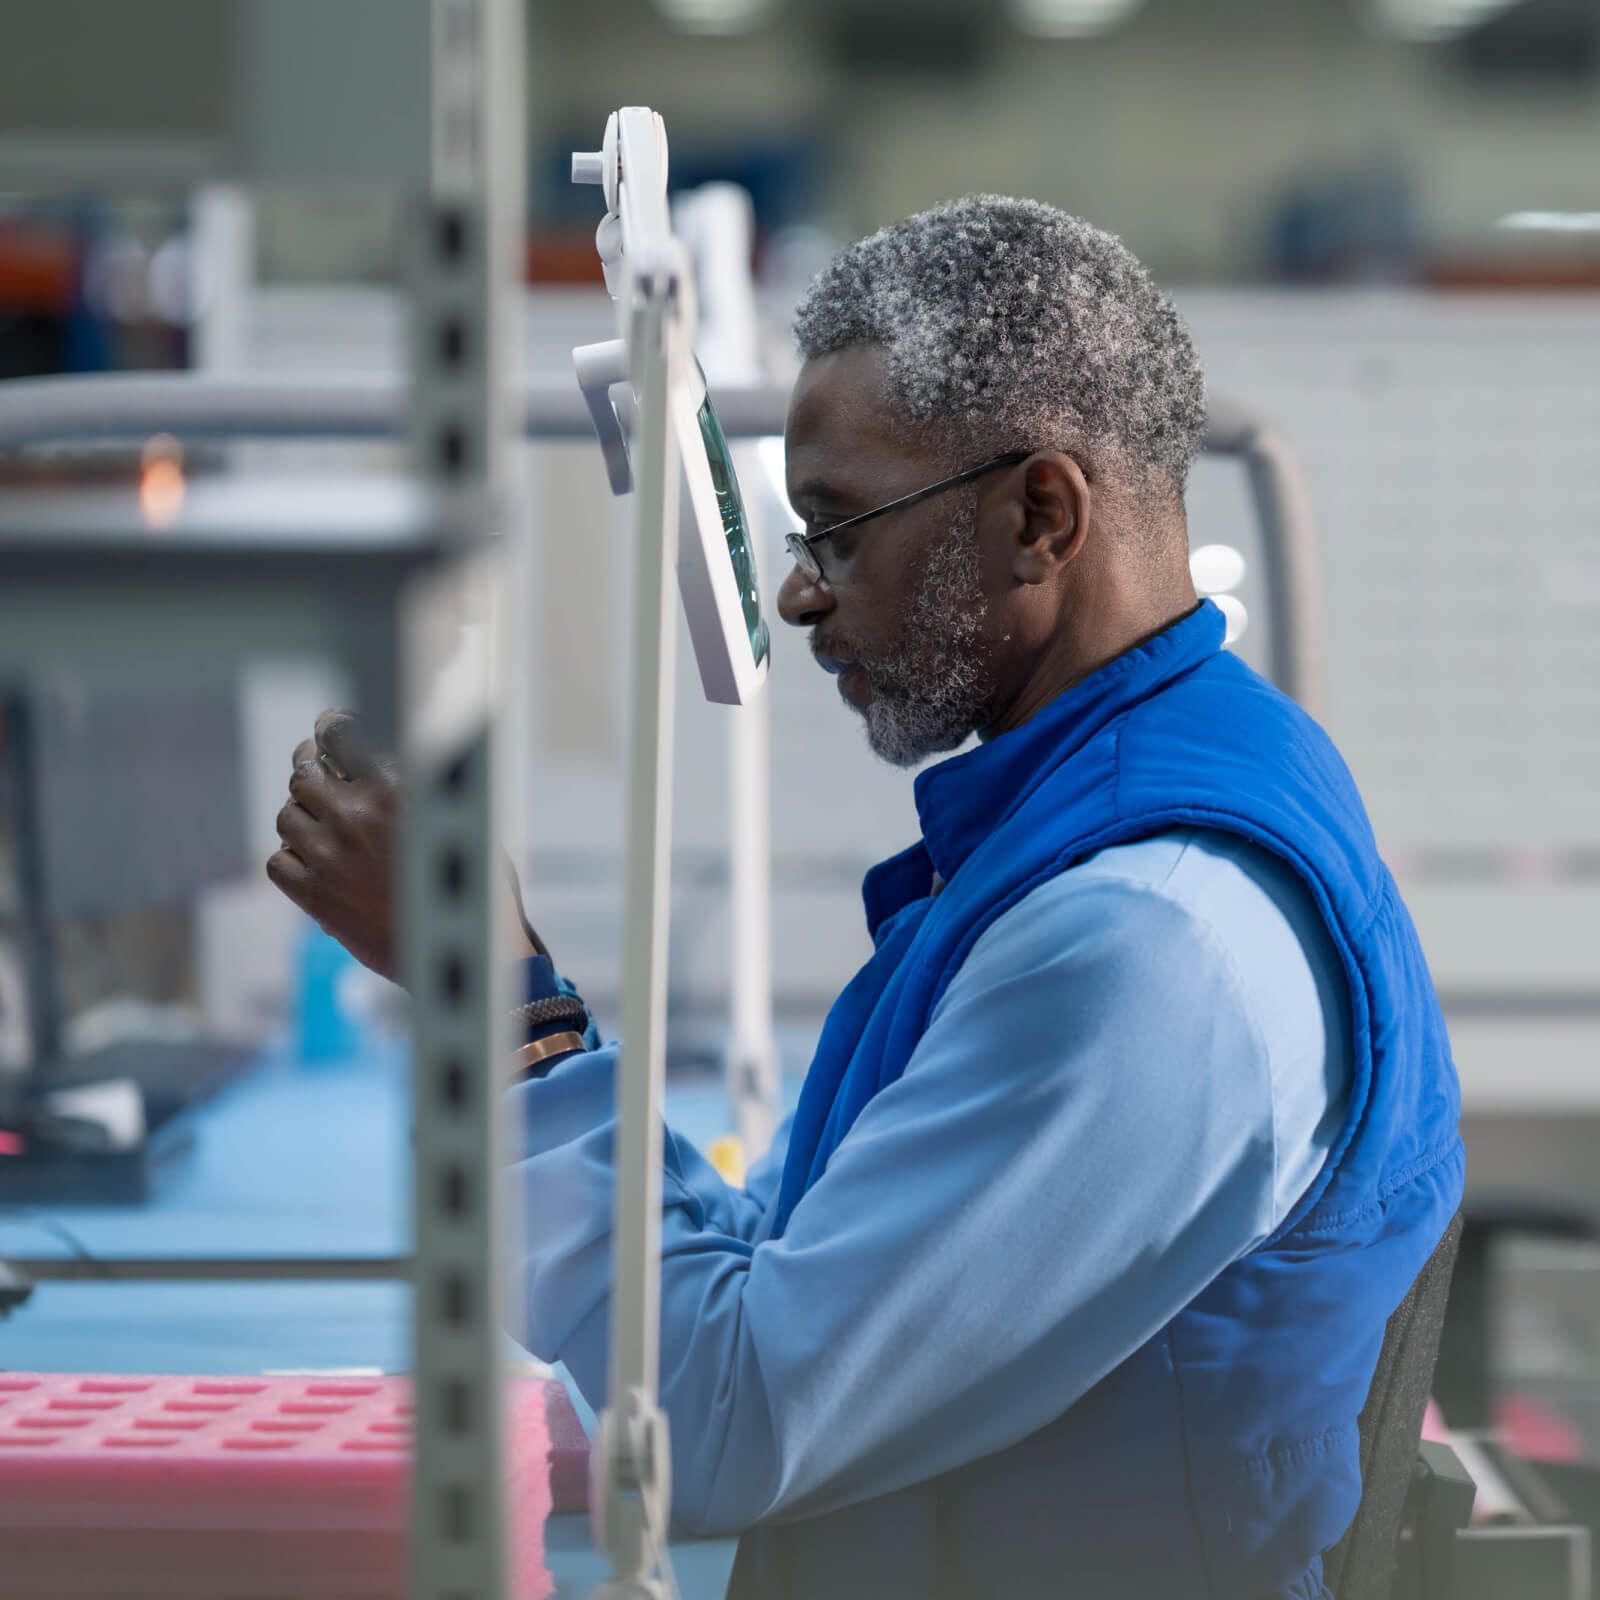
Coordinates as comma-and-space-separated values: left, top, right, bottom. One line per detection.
0, 1042, 739, 1598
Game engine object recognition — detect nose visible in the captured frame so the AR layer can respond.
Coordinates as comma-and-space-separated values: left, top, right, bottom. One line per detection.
777, 560, 835, 628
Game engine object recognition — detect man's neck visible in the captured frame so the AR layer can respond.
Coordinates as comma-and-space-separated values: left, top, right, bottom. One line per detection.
981, 576, 1200, 742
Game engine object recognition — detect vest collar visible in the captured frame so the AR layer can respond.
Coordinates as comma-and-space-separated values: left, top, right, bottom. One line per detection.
863, 600, 1223, 936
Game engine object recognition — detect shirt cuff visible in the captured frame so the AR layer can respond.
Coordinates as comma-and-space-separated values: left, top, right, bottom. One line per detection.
519, 954, 601, 1072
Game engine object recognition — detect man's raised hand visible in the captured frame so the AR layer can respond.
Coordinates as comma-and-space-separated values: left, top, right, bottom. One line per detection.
266, 710, 401, 980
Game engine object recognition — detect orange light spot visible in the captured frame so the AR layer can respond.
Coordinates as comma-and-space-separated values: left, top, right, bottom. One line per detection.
139, 434, 185, 530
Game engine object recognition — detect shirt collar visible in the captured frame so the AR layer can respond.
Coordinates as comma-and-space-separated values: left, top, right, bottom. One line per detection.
912, 599, 1224, 885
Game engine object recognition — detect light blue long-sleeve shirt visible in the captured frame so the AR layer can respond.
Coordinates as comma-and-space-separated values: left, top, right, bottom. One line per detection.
506, 827, 1350, 1535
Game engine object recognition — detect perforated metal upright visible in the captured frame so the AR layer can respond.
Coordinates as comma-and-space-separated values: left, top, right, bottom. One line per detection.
403, 3, 528, 1599
0, 3, 529, 1591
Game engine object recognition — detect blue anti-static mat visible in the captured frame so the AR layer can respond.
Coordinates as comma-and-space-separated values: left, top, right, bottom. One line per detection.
2, 1046, 411, 1373
0, 1040, 807, 1370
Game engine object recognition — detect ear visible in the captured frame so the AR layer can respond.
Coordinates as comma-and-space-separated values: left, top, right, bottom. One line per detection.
1007, 451, 1090, 586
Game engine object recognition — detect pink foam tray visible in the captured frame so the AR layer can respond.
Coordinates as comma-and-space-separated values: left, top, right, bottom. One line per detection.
0, 1372, 592, 1599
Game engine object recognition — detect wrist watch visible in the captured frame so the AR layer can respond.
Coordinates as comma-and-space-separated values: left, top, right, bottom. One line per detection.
510, 991, 592, 1080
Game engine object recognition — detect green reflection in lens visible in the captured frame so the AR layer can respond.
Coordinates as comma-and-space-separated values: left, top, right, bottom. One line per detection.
695, 372, 771, 670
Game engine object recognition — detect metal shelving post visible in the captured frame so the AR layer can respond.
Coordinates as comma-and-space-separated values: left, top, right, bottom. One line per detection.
403, 3, 528, 1600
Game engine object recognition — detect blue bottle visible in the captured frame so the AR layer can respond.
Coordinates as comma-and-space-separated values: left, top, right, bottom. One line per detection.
293, 921, 360, 1064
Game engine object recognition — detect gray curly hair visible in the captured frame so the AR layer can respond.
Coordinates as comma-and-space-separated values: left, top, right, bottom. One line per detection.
793, 195, 1206, 494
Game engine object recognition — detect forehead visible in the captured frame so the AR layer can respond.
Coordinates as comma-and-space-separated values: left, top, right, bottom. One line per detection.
783, 345, 926, 491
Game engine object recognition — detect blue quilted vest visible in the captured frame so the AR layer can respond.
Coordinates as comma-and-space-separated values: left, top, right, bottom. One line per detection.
746, 600, 1464, 1600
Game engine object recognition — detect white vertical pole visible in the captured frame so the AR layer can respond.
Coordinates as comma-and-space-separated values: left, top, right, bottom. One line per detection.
595, 272, 682, 1600
677, 184, 780, 1161
191, 183, 254, 374
726, 543, 779, 1157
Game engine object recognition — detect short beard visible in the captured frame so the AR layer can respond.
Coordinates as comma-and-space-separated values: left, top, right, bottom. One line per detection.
856, 502, 995, 768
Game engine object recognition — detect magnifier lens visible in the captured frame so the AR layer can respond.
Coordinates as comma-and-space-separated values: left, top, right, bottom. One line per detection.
695, 377, 771, 670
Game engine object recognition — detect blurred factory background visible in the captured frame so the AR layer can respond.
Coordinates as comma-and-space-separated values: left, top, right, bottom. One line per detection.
2, 0, 1599, 1501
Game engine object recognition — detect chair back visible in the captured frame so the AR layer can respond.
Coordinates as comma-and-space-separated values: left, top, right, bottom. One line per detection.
1323, 1210, 1464, 1600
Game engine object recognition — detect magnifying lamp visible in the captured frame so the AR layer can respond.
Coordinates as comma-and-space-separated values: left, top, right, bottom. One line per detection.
571, 105, 773, 1598
573, 109, 771, 707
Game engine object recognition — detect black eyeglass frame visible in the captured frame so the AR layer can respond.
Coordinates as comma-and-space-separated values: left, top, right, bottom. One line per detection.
784, 450, 1031, 583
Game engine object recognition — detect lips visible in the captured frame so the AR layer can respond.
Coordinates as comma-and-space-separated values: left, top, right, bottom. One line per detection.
813, 653, 855, 677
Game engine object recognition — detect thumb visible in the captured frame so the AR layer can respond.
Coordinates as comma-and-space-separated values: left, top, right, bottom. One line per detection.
315, 708, 381, 782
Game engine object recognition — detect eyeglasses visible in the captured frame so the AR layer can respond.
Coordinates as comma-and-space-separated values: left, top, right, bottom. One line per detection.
784, 451, 1030, 584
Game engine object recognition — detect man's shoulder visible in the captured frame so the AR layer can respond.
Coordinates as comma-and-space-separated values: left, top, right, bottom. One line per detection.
952, 825, 1342, 1019
1034, 826, 1314, 927
1074, 828, 1328, 934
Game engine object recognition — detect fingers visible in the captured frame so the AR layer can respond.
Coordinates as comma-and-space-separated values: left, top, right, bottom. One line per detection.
265, 846, 313, 906
275, 798, 320, 856
316, 708, 378, 782
286, 758, 331, 818
292, 732, 363, 794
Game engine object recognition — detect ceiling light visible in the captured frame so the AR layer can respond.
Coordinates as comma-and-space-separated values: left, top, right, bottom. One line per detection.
1008, 0, 1145, 41
1366, 0, 1521, 41
1497, 211, 1600, 233
654, 0, 778, 35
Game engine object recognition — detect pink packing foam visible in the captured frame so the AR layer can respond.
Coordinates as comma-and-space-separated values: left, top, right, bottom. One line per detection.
1420, 1397, 1448, 1443
0, 1373, 566, 1600
1495, 1393, 1587, 1465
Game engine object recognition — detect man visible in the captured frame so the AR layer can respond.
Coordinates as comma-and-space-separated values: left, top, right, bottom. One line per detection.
270, 196, 1463, 1599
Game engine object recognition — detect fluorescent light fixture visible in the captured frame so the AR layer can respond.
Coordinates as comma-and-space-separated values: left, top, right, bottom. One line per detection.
1367, 0, 1521, 40
1008, 0, 1145, 40
1497, 211, 1600, 233
654, 0, 777, 34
